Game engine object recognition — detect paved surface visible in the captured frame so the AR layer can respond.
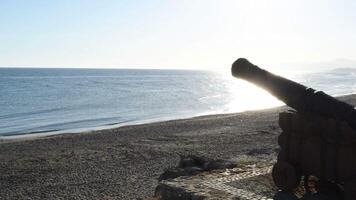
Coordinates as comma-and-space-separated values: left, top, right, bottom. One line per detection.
157, 165, 277, 200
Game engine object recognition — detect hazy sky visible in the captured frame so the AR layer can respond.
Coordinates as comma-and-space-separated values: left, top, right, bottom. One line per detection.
1, 0, 356, 70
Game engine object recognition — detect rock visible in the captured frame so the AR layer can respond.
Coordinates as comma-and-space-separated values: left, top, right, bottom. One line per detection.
159, 155, 238, 181
204, 159, 238, 170
158, 167, 203, 181
178, 155, 207, 168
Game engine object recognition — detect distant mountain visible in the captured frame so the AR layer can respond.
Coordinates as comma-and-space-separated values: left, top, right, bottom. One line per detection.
278, 58, 356, 71
319, 58, 356, 70
330, 67, 356, 73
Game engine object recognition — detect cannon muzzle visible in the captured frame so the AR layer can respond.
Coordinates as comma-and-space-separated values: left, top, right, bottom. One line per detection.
231, 58, 356, 130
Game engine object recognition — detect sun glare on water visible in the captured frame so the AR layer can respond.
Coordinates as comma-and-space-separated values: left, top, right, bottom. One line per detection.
225, 77, 284, 113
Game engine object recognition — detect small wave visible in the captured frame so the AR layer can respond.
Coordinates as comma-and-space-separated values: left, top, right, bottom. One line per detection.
199, 95, 222, 101
0, 107, 70, 119
1, 129, 61, 137
0, 117, 140, 137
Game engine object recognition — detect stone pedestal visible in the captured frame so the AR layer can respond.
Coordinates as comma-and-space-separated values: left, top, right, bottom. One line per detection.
155, 166, 276, 200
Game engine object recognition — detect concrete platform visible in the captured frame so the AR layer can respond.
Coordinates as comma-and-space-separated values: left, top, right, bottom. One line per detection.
155, 166, 277, 200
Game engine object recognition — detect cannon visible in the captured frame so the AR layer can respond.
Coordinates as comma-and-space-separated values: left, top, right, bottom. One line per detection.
231, 58, 356, 199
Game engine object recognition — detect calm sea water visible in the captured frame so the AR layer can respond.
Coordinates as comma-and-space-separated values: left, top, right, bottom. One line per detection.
0, 68, 355, 137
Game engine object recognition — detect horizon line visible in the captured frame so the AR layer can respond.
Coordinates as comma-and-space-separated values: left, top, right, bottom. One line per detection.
0, 66, 218, 71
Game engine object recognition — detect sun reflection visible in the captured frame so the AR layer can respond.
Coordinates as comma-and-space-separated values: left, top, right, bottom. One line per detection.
224, 77, 284, 113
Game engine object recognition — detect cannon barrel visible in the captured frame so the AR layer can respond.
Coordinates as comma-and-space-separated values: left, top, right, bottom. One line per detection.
231, 58, 356, 130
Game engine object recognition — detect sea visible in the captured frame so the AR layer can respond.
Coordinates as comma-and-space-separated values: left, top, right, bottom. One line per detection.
1, 67, 355, 138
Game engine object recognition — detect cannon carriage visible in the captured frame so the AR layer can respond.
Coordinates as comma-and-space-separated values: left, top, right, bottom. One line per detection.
231, 58, 356, 199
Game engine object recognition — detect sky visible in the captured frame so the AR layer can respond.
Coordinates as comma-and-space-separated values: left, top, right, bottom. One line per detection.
1, 0, 356, 70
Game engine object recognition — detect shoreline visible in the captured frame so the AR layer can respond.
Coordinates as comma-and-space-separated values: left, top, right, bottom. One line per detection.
0, 106, 282, 142
0, 94, 355, 199
2, 93, 355, 142
0, 109, 278, 145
